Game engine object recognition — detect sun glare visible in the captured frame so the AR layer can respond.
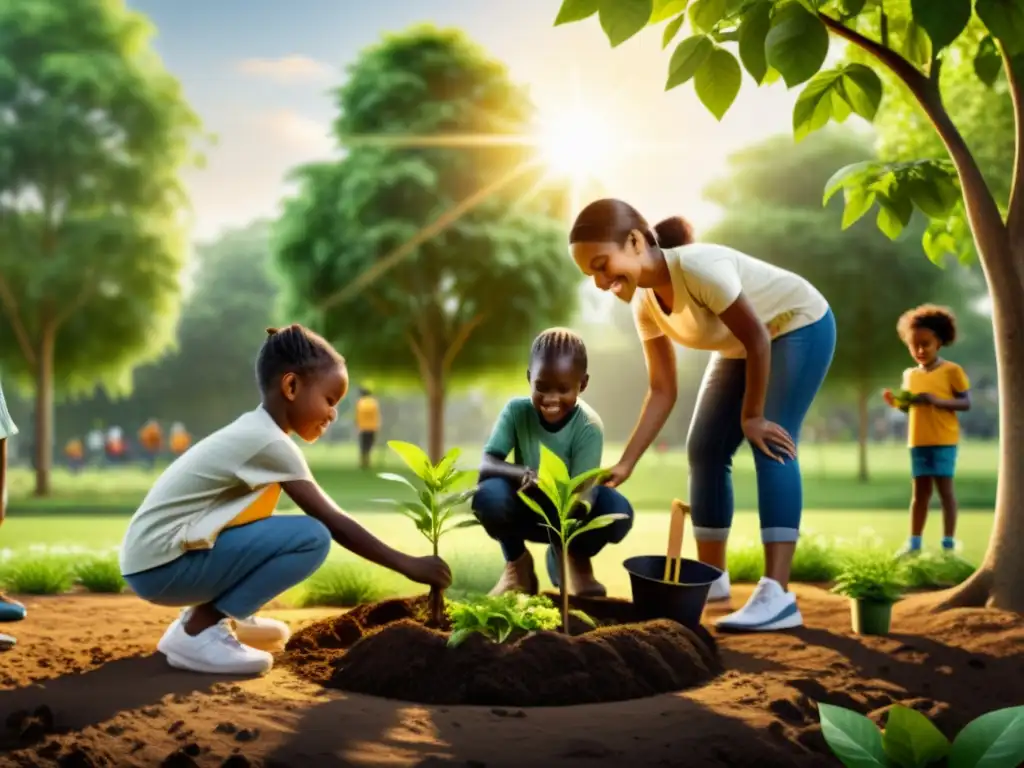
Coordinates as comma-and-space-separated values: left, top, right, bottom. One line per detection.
536, 106, 616, 181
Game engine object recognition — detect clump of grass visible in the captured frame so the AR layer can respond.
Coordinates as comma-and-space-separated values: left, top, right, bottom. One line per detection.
831, 549, 909, 603
902, 551, 976, 589
791, 533, 843, 583
727, 542, 764, 583
74, 555, 126, 594
445, 551, 504, 599
0, 555, 76, 595
295, 561, 400, 608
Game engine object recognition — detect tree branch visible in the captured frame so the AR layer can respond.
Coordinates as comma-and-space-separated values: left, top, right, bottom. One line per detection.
0, 274, 37, 369
819, 12, 1010, 279
1001, 47, 1024, 241
440, 313, 484, 376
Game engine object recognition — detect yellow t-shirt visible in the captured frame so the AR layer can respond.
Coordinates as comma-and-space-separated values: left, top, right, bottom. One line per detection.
903, 361, 970, 447
355, 396, 381, 432
65, 439, 84, 460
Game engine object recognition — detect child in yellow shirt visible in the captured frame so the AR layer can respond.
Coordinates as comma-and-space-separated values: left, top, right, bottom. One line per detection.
883, 304, 971, 556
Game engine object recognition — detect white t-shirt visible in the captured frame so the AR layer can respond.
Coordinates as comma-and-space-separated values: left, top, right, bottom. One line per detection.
0, 378, 17, 441
119, 407, 314, 575
633, 243, 829, 358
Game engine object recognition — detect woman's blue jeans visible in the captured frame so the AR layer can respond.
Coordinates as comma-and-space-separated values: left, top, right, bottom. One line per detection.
687, 309, 836, 545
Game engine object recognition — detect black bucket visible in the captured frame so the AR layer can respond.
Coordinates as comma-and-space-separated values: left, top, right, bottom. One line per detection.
623, 555, 724, 629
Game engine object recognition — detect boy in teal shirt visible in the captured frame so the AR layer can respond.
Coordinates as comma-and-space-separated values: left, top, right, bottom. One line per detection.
472, 328, 634, 597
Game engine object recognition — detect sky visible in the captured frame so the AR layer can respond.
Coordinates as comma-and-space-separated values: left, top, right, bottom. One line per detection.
128, 0, 818, 244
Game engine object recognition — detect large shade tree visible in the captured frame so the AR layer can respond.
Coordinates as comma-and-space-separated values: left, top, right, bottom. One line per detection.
0, 0, 201, 494
554, 0, 1024, 611
274, 26, 581, 462
704, 129, 969, 482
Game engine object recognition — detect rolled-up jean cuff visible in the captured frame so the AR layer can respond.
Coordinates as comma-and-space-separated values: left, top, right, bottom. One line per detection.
761, 527, 800, 544
693, 526, 731, 542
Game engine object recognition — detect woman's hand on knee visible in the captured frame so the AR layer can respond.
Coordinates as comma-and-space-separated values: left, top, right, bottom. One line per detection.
742, 417, 796, 462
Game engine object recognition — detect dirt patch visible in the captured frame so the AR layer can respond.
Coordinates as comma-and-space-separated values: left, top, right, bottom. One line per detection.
282, 593, 722, 706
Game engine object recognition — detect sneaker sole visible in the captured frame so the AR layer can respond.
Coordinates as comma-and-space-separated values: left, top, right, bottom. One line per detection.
163, 651, 273, 676
716, 611, 804, 632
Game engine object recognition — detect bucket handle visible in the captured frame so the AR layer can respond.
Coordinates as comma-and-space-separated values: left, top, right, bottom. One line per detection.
663, 499, 689, 583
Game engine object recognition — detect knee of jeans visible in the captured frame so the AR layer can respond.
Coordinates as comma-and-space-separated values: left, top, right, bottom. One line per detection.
593, 487, 634, 542
686, 433, 733, 471
296, 517, 332, 560
471, 477, 515, 524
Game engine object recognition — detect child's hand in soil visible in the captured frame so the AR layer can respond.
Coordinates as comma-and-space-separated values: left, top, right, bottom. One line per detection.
404, 555, 452, 589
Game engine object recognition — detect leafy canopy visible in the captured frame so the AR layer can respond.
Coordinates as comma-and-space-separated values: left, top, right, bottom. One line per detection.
0, 0, 202, 394
552, 0, 1024, 267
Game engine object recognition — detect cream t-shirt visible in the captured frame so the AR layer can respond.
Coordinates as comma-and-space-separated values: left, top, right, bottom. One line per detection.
119, 406, 314, 576
633, 243, 828, 358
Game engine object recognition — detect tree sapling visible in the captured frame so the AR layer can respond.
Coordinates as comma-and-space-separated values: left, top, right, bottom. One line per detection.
374, 440, 479, 625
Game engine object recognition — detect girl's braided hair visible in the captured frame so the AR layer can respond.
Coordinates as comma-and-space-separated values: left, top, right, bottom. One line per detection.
529, 327, 588, 374
256, 324, 345, 395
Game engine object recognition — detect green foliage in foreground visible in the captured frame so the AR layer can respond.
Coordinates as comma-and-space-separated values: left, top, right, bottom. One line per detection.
819, 701, 1024, 768
445, 592, 594, 647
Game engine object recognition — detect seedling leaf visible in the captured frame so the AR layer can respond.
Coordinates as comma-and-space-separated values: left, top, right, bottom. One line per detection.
882, 705, 951, 768
386, 440, 433, 481
948, 705, 1024, 768
378, 472, 419, 493
818, 702, 889, 768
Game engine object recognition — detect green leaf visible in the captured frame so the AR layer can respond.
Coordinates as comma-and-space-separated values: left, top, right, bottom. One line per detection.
793, 69, 842, 142
666, 34, 715, 89
598, 0, 654, 46
569, 608, 596, 626
738, 1, 773, 84
910, 0, 970, 53
907, 177, 956, 218
518, 490, 550, 523
974, 36, 1003, 86
818, 703, 890, 768
652, 0, 690, 22
447, 627, 480, 647
876, 191, 913, 240
386, 440, 433, 480
663, 13, 686, 48
695, 46, 742, 120
569, 466, 608, 493
823, 160, 879, 204
566, 512, 630, 544
882, 705, 951, 768
377, 471, 420, 493
538, 444, 571, 489
923, 227, 954, 267
765, 2, 831, 88
902, 19, 933, 68
841, 187, 876, 229
555, 0, 600, 25
840, 0, 867, 17
948, 705, 1024, 768
689, 0, 727, 33
841, 64, 883, 121
444, 517, 482, 533
976, 0, 1024, 57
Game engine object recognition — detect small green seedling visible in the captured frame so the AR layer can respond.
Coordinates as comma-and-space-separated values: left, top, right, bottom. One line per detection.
445, 592, 594, 648
831, 550, 909, 604
518, 444, 627, 633
819, 701, 1024, 768
374, 440, 479, 626
892, 388, 916, 413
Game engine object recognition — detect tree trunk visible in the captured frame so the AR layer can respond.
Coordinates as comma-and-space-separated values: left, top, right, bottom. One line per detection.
857, 383, 870, 483
33, 326, 55, 497
424, 371, 446, 465
941, 239, 1024, 612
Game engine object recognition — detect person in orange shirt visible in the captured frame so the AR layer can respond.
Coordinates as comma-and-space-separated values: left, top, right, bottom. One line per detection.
169, 422, 191, 456
139, 419, 163, 467
65, 437, 85, 473
354, 388, 381, 470
883, 304, 971, 556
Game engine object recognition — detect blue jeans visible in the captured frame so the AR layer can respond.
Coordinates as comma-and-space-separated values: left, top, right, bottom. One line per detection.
124, 515, 332, 619
687, 309, 836, 544
471, 476, 634, 562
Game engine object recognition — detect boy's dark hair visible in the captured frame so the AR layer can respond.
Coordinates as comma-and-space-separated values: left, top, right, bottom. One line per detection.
256, 324, 345, 395
897, 304, 958, 346
569, 198, 695, 249
529, 327, 588, 374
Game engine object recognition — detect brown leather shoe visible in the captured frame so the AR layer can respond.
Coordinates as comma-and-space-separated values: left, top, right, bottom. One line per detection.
488, 551, 539, 596
568, 553, 607, 598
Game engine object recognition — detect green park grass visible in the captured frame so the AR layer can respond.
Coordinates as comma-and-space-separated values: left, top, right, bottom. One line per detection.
1, 440, 996, 604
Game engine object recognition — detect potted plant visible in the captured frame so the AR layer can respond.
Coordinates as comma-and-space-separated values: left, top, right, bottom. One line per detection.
374, 441, 479, 626
831, 550, 908, 636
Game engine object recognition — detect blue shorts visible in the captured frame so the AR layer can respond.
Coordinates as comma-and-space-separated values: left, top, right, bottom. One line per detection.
910, 445, 958, 478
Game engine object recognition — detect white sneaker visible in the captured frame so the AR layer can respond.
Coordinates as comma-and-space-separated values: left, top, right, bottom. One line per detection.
0, 632, 15, 650
175, 608, 290, 652
707, 571, 731, 602
157, 618, 273, 675
714, 577, 803, 632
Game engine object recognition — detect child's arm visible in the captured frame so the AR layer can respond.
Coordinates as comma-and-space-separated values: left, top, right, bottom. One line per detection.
282, 479, 452, 588
478, 401, 532, 486
919, 365, 972, 411
480, 452, 532, 486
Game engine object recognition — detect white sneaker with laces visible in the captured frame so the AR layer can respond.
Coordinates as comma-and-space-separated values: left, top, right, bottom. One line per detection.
707, 571, 731, 602
157, 617, 273, 675
714, 577, 803, 632
173, 608, 290, 652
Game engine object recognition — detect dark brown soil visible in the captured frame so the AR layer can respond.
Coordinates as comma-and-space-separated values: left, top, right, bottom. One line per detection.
282, 593, 722, 706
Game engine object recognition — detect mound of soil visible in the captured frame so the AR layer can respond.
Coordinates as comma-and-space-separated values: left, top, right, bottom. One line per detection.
283, 593, 722, 706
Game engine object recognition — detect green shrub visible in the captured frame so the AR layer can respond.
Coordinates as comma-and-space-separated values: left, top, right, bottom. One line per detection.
445, 592, 593, 647
831, 549, 908, 603
295, 561, 399, 608
0, 555, 76, 595
74, 555, 126, 594
902, 551, 976, 589
791, 533, 843, 583
727, 542, 764, 583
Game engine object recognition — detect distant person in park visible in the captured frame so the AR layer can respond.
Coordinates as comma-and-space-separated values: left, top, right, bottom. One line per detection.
105, 425, 126, 464
883, 304, 971, 557
119, 324, 451, 676
86, 423, 105, 466
472, 328, 634, 598
169, 422, 191, 456
0, 374, 26, 650
568, 199, 835, 632
354, 387, 381, 470
64, 437, 85, 473
138, 419, 164, 467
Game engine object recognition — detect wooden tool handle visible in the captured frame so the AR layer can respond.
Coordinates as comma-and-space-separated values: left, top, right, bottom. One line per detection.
664, 499, 688, 582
